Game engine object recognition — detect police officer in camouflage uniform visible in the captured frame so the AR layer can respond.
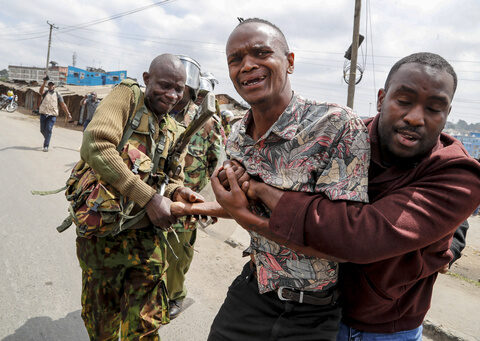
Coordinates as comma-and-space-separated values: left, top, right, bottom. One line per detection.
166, 57, 224, 318
77, 54, 203, 341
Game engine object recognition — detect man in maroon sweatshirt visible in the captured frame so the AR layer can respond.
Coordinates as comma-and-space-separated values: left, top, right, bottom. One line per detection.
211, 52, 480, 340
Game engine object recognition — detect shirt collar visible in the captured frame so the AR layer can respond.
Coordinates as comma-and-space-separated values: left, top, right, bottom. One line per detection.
238, 93, 303, 142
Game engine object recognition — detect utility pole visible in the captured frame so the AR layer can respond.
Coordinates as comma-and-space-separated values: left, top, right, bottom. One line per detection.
45, 21, 58, 76
346, 0, 362, 109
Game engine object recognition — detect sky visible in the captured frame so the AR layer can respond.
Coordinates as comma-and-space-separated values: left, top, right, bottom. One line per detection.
0, 0, 479, 123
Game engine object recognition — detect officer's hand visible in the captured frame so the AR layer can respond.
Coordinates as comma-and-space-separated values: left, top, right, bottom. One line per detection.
145, 193, 176, 229
170, 201, 190, 217
173, 187, 205, 204
218, 160, 250, 190
173, 187, 206, 223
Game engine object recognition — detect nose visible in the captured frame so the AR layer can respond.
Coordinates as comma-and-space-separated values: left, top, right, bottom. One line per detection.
164, 88, 179, 103
240, 55, 258, 73
403, 104, 425, 127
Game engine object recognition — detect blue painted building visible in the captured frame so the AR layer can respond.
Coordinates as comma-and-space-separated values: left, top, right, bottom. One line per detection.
66, 66, 126, 86
453, 132, 480, 159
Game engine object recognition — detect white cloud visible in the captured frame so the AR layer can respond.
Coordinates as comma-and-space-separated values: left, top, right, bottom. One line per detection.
0, 0, 479, 122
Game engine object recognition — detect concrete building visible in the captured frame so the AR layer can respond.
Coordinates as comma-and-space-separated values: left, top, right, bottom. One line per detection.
8, 65, 64, 84
66, 66, 126, 86
453, 132, 480, 159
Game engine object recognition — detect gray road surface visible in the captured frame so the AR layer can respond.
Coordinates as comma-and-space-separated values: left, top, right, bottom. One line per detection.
0, 110, 247, 340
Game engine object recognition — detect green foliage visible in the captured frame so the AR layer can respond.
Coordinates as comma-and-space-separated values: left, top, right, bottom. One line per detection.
0, 69, 8, 82
447, 119, 480, 133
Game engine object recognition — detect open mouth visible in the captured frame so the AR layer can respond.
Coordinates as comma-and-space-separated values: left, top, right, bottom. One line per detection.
241, 75, 266, 86
396, 129, 421, 146
397, 129, 420, 140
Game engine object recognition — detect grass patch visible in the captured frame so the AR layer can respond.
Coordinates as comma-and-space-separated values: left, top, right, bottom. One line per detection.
447, 271, 480, 288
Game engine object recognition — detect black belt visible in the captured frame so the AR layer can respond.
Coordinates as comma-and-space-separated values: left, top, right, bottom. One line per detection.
277, 286, 339, 306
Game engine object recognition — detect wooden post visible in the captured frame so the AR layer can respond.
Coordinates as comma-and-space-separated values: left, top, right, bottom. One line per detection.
347, 0, 362, 109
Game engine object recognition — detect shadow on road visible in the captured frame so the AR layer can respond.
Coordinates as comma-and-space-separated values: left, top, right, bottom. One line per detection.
55, 146, 81, 153
0, 145, 81, 154
1, 310, 88, 341
0, 146, 42, 152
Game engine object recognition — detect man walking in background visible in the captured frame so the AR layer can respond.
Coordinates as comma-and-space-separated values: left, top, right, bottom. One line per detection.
38, 78, 72, 152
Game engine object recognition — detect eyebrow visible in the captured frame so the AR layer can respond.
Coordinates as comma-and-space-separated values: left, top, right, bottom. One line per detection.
395, 85, 449, 104
227, 44, 271, 58
428, 96, 449, 105
395, 85, 416, 95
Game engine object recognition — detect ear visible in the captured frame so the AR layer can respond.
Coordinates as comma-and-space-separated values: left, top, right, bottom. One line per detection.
377, 88, 385, 113
447, 105, 452, 116
286, 52, 295, 74
143, 72, 150, 86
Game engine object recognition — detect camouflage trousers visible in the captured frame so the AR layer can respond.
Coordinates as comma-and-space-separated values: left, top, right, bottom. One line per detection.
76, 228, 169, 341
165, 229, 197, 301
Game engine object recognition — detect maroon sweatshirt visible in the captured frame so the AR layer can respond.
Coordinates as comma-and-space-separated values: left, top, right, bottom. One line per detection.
269, 114, 480, 333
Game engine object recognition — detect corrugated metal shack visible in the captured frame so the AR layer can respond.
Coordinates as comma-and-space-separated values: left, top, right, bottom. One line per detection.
0, 81, 115, 122
1, 80, 248, 123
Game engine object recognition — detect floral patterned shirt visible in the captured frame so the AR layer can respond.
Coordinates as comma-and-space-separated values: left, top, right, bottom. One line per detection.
226, 94, 370, 294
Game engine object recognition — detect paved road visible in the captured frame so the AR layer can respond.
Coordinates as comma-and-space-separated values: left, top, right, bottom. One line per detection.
0, 110, 248, 340
0, 110, 88, 340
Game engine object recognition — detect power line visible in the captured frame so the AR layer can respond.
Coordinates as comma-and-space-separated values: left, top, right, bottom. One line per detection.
57, 0, 177, 34
0, 0, 176, 40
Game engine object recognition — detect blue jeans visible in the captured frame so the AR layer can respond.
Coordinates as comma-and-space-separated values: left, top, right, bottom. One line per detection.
40, 114, 56, 148
336, 322, 422, 341
83, 119, 91, 131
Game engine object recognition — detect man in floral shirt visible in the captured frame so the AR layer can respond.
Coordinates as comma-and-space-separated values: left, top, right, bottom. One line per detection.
207, 18, 370, 341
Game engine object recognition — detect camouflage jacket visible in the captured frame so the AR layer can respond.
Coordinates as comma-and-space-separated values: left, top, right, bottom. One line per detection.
81, 80, 186, 227
172, 101, 224, 232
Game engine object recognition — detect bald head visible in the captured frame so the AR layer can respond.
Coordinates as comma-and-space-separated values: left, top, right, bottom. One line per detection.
148, 54, 186, 78
143, 54, 187, 117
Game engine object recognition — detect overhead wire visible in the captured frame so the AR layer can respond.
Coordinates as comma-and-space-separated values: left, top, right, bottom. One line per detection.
56, 0, 177, 34
2, 3, 479, 119
0, 0, 177, 40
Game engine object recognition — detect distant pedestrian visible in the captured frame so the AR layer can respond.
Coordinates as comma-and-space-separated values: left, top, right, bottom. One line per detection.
38, 78, 72, 152
80, 92, 100, 131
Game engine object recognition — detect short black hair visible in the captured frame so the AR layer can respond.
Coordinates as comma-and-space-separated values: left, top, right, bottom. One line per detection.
47, 81, 54, 86
385, 52, 457, 94
236, 18, 290, 54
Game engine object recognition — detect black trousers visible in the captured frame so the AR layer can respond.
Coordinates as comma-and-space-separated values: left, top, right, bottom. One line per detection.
208, 262, 341, 341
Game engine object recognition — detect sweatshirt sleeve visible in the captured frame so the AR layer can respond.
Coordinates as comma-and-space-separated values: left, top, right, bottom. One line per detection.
449, 219, 469, 266
80, 84, 156, 207
269, 156, 480, 264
